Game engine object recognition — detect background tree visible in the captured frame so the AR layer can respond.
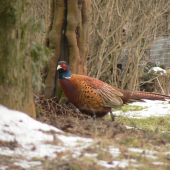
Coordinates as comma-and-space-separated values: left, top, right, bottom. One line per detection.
88, 0, 170, 91
35, 0, 170, 99
0, 0, 51, 118
0, 0, 36, 118
43, 0, 91, 98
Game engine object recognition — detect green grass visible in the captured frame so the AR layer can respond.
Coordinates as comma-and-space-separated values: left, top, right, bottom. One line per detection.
117, 115, 170, 131
120, 136, 141, 147
110, 104, 170, 131
112, 104, 148, 112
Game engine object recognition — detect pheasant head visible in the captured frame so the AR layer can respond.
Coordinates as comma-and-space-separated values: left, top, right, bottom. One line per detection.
57, 61, 72, 79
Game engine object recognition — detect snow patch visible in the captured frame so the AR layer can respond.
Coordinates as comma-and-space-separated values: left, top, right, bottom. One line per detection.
0, 105, 93, 160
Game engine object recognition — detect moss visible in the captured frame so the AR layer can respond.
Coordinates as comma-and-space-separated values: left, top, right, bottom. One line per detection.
68, 164, 82, 170
117, 115, 170, 131
112, 104, 148, 112
56, 83, 66, 98
0, 0, 16, 32
0, 0, 52, 92
97, 151, 113, 162
155, 133, 170, 143
120, 136, 141, 147
36, 106, 44, 117
0, 1, 17, 85
31, 41, 52, 93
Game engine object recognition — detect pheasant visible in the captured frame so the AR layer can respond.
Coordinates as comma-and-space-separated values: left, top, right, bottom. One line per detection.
57, 61, 170, 119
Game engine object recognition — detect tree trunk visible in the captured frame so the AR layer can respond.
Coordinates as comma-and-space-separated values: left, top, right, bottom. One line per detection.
43, 0, 90, 98
0, 0, 36, 118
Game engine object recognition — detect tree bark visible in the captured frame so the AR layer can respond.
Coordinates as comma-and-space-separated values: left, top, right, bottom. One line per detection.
43, 0, 91, 98
0, 0, 36, 118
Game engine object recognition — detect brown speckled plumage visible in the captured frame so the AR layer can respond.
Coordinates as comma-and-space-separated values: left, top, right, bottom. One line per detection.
57, 61, 170, 118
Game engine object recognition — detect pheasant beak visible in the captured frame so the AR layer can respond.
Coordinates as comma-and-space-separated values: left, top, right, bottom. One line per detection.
57, 65, 62, 70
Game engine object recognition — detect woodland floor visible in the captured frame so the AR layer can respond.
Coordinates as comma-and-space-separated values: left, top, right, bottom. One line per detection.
0, 96, 170, 170
36, 96, 170, 170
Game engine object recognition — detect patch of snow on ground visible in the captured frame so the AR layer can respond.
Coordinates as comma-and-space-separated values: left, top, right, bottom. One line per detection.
0, 166, 8, 170
114, 100, 170, 118
14, 160, 42, 169
109, 146, 121, 157
99, 160, 128, 168
0, 105, 93, 168
128, 148, 157, 155
0, 101, 169, 169
152, 162, 165, 165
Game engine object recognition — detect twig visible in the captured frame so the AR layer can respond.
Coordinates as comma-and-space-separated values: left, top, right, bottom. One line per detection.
155, 119, 163, 133
92, 0, 104, 22
123, 112, 147, 133
156, 77, 165, 95
116, 0, 122, 17
139, 76, 158, 87
33, 93, 39, 98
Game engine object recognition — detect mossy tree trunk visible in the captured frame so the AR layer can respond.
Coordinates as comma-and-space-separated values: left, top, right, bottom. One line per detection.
43, 0, 90, 98
0, 0, 36, 118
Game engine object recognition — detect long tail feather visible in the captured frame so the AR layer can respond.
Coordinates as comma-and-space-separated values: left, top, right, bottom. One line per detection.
130, 91, 170, 101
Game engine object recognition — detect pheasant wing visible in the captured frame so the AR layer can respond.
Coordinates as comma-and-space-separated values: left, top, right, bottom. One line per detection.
94, 83, 123, 108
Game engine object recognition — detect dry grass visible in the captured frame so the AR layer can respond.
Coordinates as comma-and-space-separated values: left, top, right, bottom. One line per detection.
0, 140, 18, 150
35, 96, 170, 169
35, 96, 170, 148
36, 95, 126, 138
0, 155, 25, 170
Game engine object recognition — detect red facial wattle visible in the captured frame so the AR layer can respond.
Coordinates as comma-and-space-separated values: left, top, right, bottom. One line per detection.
61, 63, 67, 70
